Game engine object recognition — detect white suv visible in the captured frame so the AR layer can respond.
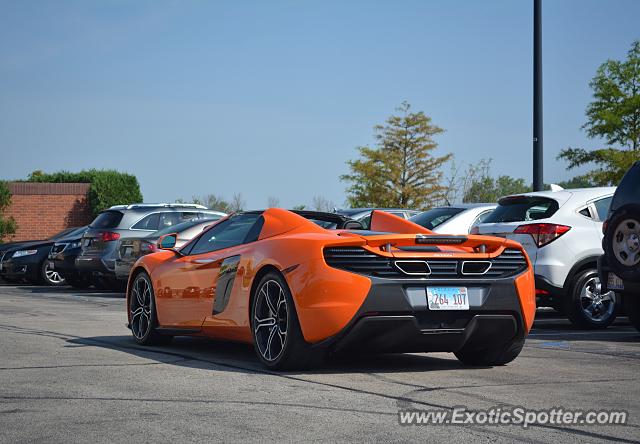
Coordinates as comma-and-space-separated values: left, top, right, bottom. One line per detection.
472, 187, 617, 328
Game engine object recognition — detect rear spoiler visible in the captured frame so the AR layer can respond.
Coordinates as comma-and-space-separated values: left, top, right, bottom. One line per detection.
369, 210, 432, 234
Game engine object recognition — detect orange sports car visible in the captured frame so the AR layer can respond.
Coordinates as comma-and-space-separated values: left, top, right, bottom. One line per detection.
126, 208, 535, 370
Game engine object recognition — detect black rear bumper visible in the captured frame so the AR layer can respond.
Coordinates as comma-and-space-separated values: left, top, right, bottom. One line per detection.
320, 275, 526, 354
598, 255, 640, 294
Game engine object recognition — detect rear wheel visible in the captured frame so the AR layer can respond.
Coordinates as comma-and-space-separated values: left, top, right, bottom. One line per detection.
564, 269, 618, 329
66, 275, 91, 289
129, 272, 172, 345
625, 294, 640, 332
455, 337, 525, 366
250, 271, 325, 370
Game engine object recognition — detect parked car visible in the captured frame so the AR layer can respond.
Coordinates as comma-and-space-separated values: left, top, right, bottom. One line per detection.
599, 161, 640, 331
0, 226, 88, 286
114, 217, 223, 281
126, 209, 535, 370
76, 203, 227, 291
335, 208, 420, 229
472, 187, 616, 329
409, 204, 496, 234
48, 229, 96, 289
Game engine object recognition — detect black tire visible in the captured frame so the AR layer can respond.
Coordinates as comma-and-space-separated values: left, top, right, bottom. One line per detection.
564, 269, 618, 329
39, 261, 66, 286
455, 336, 525, 366
250, 271, 325, 370
91, 276, 108, 290
106, 278, 127, 293
603, 205, 640, 281
66, 274, 92, 289
625, 293, 640, 332
128, 272, 172, 346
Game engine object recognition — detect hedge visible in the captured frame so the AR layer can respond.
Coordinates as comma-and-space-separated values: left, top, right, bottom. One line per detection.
26, 169, 144, 217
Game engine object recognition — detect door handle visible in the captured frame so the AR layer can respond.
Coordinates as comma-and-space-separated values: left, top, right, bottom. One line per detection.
192, 259, 216, 264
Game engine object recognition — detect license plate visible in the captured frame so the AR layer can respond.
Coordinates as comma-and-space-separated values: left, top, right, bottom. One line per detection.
427, 287, 469, 310
83, 239, 91, 247
607, 273, 624, 290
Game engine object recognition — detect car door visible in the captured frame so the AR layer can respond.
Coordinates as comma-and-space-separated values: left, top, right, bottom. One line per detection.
157, 214, 263, 328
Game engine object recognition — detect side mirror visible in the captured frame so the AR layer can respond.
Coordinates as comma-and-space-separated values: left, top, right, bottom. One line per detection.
157, 233, 177, 250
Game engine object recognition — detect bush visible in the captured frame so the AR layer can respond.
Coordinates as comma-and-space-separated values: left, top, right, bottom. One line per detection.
0, 181, 17, 242
26, 169, 143, 217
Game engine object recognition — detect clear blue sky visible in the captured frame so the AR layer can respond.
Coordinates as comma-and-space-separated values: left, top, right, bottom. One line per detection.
1, 0, 639, 209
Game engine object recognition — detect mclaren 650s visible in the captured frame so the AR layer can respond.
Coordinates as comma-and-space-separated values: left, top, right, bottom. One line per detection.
126, 208, 535, 370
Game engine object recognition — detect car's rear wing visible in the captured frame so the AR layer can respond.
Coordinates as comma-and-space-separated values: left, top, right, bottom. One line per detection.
369, 210, 433, 234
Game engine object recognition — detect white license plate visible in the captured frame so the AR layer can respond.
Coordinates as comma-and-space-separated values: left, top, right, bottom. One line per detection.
427, 287, 469, 310
607, 273, 624, 290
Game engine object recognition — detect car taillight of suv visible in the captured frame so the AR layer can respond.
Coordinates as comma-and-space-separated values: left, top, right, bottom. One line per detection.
513, 223, 571, 248
100, 232, 121, 242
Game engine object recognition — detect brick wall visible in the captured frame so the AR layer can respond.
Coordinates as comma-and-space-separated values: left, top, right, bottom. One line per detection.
5, 183, 93, 241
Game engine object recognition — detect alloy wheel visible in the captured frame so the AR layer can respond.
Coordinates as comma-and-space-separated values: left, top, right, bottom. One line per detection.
579, 276, 616, 323
130, 276, 152, 340
44, 262, 65, 285
613, 218, 640, 267
253, 279, 288, 362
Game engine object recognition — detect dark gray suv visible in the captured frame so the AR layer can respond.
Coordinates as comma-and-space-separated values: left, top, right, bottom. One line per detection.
75, 203, 227, 290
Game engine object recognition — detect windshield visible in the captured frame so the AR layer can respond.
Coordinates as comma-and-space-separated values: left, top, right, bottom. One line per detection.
484, 196, 559, 223
48, 227, 82, 240
153, 218, 220, 237
409, 208, 465, 230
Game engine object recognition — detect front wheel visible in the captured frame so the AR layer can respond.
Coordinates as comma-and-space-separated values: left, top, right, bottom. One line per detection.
455, 337, 525, 366
564, 269, 618, 329
40, 261, 66, 286
250, 271, 325, 370
129, 272, 171, 345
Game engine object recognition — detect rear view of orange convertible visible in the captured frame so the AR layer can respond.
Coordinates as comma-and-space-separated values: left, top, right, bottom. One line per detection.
126, 208, 535, 370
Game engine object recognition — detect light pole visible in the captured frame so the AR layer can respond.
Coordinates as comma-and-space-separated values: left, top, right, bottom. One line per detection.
533, 0, 544, 191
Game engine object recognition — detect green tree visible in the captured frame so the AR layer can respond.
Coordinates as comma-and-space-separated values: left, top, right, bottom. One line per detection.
26, 169, 143, 217
459, 159, 531, 203
191, 194, 232, 213
559, 40, 640, 185
341, 102, 451, 209
0, 181, 17, 242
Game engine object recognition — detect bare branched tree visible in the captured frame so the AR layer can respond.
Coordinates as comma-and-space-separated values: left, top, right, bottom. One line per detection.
311, 195, 336, 212
267, 196, 280, 208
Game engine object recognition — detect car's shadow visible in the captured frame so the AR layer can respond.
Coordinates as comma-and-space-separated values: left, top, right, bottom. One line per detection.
66, 334, 481, 375
4, 283, 125, 298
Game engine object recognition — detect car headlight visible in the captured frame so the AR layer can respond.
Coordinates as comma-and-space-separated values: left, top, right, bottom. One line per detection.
12, 249, 38, 258
69, 241, 81, 249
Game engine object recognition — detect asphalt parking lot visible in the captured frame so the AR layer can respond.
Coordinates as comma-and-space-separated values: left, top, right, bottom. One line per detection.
0, 284, 638, 443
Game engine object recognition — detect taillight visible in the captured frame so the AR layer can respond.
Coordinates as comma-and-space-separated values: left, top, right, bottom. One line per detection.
140, 241, 157, 253
470, 226, 480, 235
100, 232, 121, 242
514, 223, 570, 248
602, 219, 608, 235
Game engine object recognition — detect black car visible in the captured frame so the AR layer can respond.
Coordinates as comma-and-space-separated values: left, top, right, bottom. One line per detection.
48, 230, 93, 289
0, 227, 87, 286
599, 161, 640, 331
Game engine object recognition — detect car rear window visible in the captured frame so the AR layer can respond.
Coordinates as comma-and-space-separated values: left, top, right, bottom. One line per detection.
90, 211, 124, 229
409, 207, 465, 230
483, 196, 559, 223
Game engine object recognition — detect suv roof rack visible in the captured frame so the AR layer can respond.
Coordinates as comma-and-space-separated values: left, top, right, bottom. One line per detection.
108, 203, 208, 210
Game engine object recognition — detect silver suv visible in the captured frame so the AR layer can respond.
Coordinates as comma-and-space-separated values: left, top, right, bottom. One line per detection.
75, 203, 226, 290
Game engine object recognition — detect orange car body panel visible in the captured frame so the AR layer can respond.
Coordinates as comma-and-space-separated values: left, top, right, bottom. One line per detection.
128, 208, 536, 345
